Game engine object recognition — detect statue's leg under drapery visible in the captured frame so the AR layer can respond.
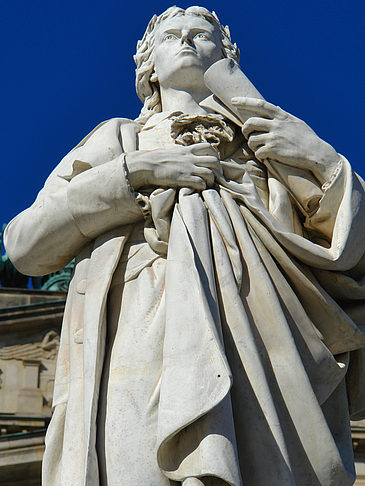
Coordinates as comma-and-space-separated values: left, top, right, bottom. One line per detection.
96, 246, 168, 486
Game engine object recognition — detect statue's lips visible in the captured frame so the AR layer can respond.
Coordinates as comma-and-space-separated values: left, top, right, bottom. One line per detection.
176, 48, 197, 56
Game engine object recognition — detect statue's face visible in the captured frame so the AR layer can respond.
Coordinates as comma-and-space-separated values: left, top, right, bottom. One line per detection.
154, 14, 223, 91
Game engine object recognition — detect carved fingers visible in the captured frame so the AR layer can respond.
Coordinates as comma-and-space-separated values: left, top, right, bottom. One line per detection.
232, 97, 340, 178
186, 142, 222, 184
232, 96, 310, 167
231, 97, 286, 120
178, 175, 207, 191
231, 97, 288, 162
192, 166, 215, 187
241, 117, 272, 138
127, 142, 223, 191
159, 143, 221, 190
190, 142, 218, 157
246, 133, 271, 153
242, 121, 279, 163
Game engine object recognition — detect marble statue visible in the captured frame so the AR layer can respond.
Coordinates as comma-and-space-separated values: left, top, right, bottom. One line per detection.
4, 6, 365, 486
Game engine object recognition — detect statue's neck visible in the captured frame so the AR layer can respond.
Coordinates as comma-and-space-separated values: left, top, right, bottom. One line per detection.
160, 87, 211, 115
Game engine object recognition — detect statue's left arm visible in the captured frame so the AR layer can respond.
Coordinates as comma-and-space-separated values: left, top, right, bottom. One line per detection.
231, 97, 365, 271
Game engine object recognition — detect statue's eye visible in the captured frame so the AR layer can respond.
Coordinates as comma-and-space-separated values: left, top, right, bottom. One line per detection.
195, 33, 209, 40
163, 33, 177, 41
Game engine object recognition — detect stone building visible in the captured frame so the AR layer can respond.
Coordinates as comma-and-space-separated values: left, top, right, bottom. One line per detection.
0, 288, 65, 486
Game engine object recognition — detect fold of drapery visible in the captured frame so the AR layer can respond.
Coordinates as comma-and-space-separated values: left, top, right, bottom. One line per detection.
157, 188, 241, 485
154, 178, 363, 484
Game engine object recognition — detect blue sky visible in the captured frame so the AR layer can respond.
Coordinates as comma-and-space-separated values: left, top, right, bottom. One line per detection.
1, 0, 364, 226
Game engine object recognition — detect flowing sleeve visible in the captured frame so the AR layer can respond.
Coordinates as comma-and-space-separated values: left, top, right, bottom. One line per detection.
4, 118, 143, 276
257, 156, 365, 272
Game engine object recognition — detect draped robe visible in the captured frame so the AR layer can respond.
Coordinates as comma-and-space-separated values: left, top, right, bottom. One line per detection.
4, 112, 365, 486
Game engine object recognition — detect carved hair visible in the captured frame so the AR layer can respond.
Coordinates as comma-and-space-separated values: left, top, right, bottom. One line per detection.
134, 6, 240, 123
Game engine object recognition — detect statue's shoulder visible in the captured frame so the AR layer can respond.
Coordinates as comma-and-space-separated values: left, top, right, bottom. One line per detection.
54, 118, 139, 180
73, 117, 138, 151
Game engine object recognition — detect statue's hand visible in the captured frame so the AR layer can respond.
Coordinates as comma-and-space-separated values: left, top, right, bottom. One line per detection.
126, 142, 221, 191
231, 97, 340, 184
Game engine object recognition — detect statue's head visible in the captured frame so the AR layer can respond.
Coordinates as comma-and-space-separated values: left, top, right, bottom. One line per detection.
134, 6, 239, 122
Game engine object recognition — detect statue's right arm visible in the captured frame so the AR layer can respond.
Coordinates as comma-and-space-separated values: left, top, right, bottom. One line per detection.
4, 119, 221, 277
4, 119, 145, 277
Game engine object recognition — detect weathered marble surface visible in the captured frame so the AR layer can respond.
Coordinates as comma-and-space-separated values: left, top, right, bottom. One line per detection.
4, 5, 365, 486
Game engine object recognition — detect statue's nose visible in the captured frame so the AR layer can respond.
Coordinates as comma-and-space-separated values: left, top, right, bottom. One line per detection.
180, 32, 193, 46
